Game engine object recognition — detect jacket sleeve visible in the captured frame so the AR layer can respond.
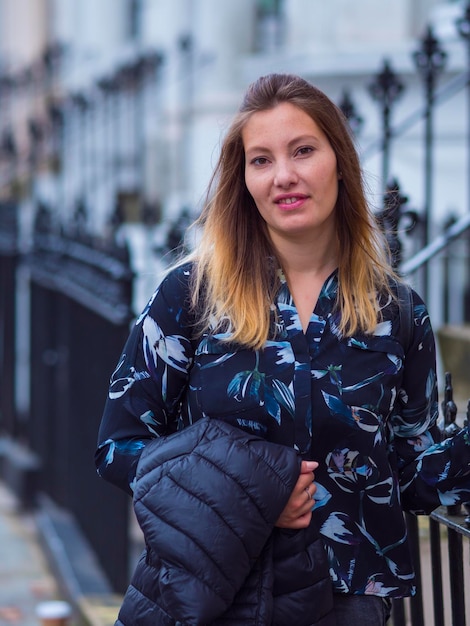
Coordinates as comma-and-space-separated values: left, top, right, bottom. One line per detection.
131, 417, 301, 625
392, 291, 470, 514
94, 264, 195, 495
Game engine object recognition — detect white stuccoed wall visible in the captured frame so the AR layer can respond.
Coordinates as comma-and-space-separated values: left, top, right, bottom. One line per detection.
0, 0, 48, 67
140, 0, 257, 217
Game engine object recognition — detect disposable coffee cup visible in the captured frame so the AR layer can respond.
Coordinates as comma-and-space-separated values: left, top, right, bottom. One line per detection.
36, 600, 72, 626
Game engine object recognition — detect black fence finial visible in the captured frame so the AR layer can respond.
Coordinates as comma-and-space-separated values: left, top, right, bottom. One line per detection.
441, 371, 460, 439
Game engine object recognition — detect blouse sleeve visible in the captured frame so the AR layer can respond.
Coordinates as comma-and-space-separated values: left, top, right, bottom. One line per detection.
392, 290, 470, 514
94, 264, 195, 495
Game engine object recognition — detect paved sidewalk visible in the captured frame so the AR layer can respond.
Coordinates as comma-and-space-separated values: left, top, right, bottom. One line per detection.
0, 481, 74, 626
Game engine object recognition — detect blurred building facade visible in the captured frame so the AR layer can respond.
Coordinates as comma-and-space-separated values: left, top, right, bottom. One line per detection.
1, 1, 467, 309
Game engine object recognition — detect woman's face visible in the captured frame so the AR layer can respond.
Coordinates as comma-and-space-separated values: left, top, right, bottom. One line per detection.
242, 102, 340, 246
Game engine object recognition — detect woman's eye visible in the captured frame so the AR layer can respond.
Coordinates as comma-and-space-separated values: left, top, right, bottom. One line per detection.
251, 156, 269, 166
296, 146, 313, 156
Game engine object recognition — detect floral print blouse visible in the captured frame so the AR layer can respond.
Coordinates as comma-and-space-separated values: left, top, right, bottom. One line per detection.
96, 262, 470, 599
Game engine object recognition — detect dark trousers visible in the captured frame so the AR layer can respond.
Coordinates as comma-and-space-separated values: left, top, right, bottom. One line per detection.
333, 594, 392, 626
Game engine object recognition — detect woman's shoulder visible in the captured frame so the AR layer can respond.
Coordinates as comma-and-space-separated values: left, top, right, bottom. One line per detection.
381, 276, 427, 309
378, 278, 433, 346
162, 260, 195, 285
151, 260, 196, 302
135, 261, 195, 326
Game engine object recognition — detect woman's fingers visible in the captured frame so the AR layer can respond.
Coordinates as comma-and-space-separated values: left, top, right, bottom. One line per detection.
275, 460, 319, 529
300, 460, 319, 474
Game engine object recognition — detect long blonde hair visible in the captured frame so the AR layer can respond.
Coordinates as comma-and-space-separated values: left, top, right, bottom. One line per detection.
187, 73, 395, 349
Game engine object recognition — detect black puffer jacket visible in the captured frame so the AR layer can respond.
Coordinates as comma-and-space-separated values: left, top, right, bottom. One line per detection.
115, 419, 335, 626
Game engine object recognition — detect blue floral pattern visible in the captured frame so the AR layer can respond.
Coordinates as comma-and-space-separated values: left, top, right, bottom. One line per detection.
95, 262, 470, 599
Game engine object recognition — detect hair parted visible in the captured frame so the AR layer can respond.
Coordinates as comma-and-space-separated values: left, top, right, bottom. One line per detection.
185, 73, 395, 349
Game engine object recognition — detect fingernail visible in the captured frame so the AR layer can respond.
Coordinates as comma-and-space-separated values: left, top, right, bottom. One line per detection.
305, 461, 319, 470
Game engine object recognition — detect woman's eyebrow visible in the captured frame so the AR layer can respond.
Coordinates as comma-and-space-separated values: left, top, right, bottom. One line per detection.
244, 134, 319, 156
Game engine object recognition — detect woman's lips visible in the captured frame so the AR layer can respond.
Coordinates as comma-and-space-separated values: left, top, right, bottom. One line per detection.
275, 195, 308, 210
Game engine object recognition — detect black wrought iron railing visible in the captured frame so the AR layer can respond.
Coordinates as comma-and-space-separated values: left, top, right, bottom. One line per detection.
390, 369, 470, 626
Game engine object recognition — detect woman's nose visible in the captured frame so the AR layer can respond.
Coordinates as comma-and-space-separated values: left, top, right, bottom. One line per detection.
273, 160, 298, 187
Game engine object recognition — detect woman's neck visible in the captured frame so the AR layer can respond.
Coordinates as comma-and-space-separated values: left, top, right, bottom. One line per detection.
272, 231, 339, 278
272, 234, 339, 332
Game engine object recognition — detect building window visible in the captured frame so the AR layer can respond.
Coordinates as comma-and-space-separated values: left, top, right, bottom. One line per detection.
128, 0, 140, 41
258, 0, 281, 15
256, 0, 283, 52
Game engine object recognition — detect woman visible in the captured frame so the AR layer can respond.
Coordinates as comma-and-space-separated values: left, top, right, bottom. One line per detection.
96, 73, 470, 626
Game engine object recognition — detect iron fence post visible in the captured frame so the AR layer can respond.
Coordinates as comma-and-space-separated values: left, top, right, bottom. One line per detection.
338, 88, 364, 136
412, 26, 447, 303
429, 517, 445, 626
456, 2, 470, 321
368, 59, 404, 198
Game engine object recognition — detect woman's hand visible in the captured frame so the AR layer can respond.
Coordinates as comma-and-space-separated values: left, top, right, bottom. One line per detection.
275, 460, 319, 529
